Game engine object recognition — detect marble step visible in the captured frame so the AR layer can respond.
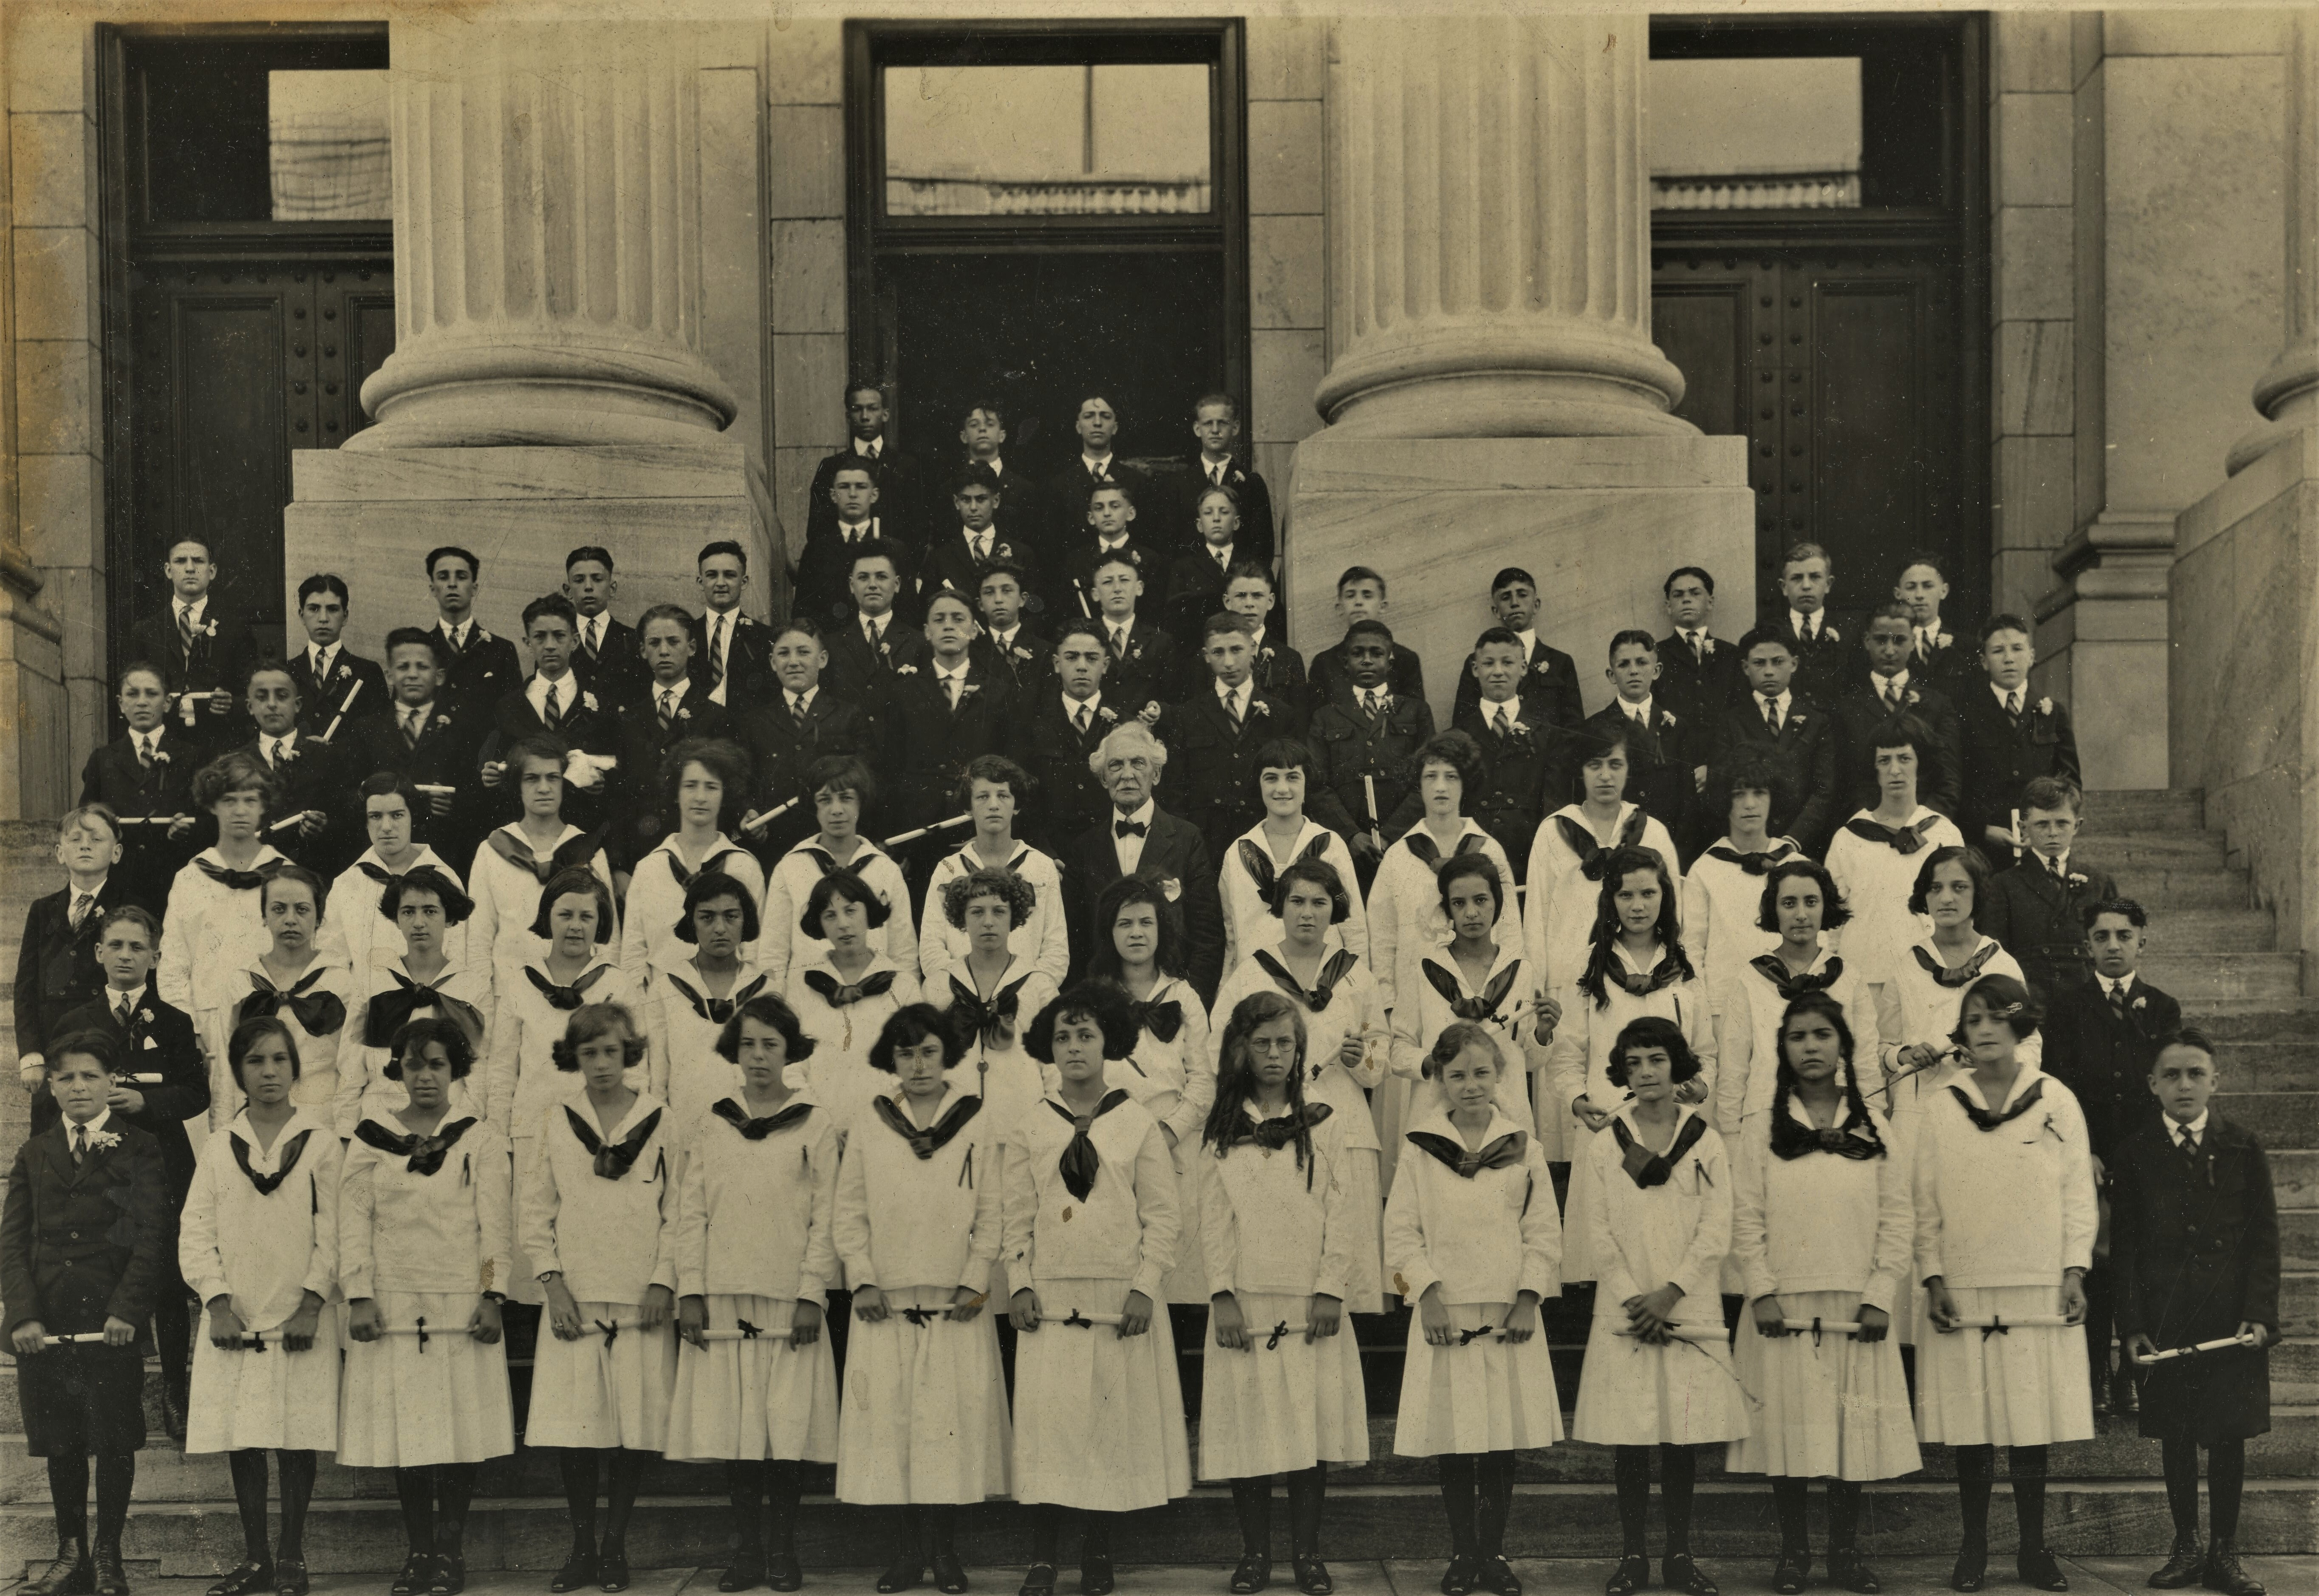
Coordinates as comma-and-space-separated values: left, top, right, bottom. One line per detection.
2081, 791, 2207, 831
2137, 954, 2302, 1003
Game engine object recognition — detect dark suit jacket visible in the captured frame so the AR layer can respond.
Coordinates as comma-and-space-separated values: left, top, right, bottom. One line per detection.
1452, 637, 1586, 733
39, 991, 210, 1200
808, 442, 927, 554
1453, 703, 1561, 879
1957, 685, 2083, 848
126, 603, 259, 754
1584, 701, 1694, 843
687, 610, 773, 702
1154, 684, 1300, 860
571, 616, 645, 702
1830, 679, 1964, 821
77, 731, 206, 905
1070, 806, 1224, 1003
0, 1118, 170, 1340
1980, 856, 2120, 999
12, 878, 147, 1061
1308, 639, 1426, 707
735, 688, 874, 861
234, 733, 362, 879
1910, 625, 1980, 691
1019, 693, 1116, 855
1304, 684, 1438, 843
970, 628, 1053, 698
823, 615, 931, 715
1058, 538, 1170, 620
434, 623, 524, 714
1710, 693, 1841, 854
286, 648, 389, 736
794, 520, 907, 630
1160, 545, 1243, 650
1100, 619, 1183, 718
1769, 611, 1859, 707
486, 679, 619, 832
345, 701, 491, 866
1169, 455, 1275, 568
1046, 459, 1153, 552
1656, 632, 1745, 730
885, 662, 1021, 834
608, 688, 736, 869
2042, 974, 2183, 1160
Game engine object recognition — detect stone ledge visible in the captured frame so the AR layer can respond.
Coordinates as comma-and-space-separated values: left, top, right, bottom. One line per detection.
291, 441, 756, 504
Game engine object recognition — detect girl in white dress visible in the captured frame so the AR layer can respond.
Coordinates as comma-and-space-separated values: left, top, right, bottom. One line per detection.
920, 756, 1070, 988
1366, 731, 1519, 1015
835, 1005, 1012, 1596
344, 867, 492, 1131
1726, 993, 1918, 1596
787, 869, 922, 1128
1712, 860, 1881, 1136
1548, 850, 1715, 1286
1218, 740, 1369, 975
621, 739, 766, 984
1870, 846, 2040, 1123
180, 1017, 344, 1596
928, 868, 1054, 1138
1198, 992, 1369, 1596
668, 993, 842, 1594
466, 733, 619, 979
1522, 725, 1681, 1001
1211, 860, 1389, 1312
1914, 974, 2096, 1595
1086, 877, 1213, 1308
1383, 1022, 1561, 1596
158, 751, 288, 1014
340, 1016, 516, 1596
213, 866, 356, 1132
321, 773, 467, 978
761, 755, 918, 989
1677, 752, 1794, 998
521, 1003, 680, 1596
1389, 855, 1551, 1149
1571, 1016, 1744, 1596
647, 872, 772, 1125
1823, 715, 1963, 985
1007, 986, 1190, 1596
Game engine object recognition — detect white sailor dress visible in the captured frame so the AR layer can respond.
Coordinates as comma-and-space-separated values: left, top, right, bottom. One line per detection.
1210, 948, 1390, 1312
1388, 942, 1547, 1167
832, 1082, 1012, 1504
319, 846, 468, 978
1100, 976, 1214, 1306
1710, 950, 1882, 1135
158, 844, 290, 1013
786, 953, 921, 1132
1871, 937, 2042, 1126
929, 957, 1054, 1142
1677, 839, 1794, 1002
920, 841, 1071, 988
1195, 1105, 1371, 1478
1521, 804, 1680, 998
641, 955, 765, 1128
619, 836, 766, 985
519, 1091, 680, 1450
761, 839, 918, 991
336, 1112, 518, 1467
1382, 1106, 1564, 1457
1219, 820, 1370, 978
179, 1108, 345, 1453
663, 1091, 843, 1462
341, 953, 492, 1128
465, 822, 616, 973
1824, 808, 1963, 988
207, 955, 359, 1131
1366, 820, 1520, 1015
1002, 1091, 1192, 1511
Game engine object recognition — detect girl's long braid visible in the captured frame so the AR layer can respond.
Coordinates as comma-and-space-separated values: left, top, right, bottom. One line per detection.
1577, 849, 1693, 1008
1768, 991, 1887, 1160
1202, 990, 1318, 1184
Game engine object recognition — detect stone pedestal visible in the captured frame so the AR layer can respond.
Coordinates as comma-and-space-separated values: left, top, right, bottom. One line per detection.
1286, 436, 1753, 723
2037, 510, 2174, 790
2231, 13, 2318, 475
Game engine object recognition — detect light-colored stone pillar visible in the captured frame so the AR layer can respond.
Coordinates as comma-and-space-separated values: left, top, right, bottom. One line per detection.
1289, 14, 1749, 721
1315, 14, 1691, 440
2230, 11, 2318, 475
348, 19, 736, 451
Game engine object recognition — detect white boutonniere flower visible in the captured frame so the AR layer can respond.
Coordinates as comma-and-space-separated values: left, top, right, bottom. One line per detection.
1012, 645, 1034, 662
2067, 872, 2089, 889
1531, 660, 1552, 676
1251, 699, 1270, 717
959, 682, 981, 700
878, 640, 892, 658
895, 664, 919, 676
1158, 877, 1182, 902
1097, 706, 1119, 724
1824, 626, 1840, 643
1508, 718, 1533, 737
1137, 700, 1163, 724
1790, 712, 1807, 726
2037, 697, 2055, 717
200, 619, 218, 639
2132, 995, 2148, 1011
1662, 711, 1677, 727
475, 627, 493, 643
1906, 688, 1923, 707
150, 749, 171, 765
676, 706, 692, 722
136, 1008, 153, 1025
581, 691, 599, 713
1937, 630, 1955, 649
1700, 637, 1715, 656
996, 543, 1013, 559
86, 1128, 122, 1153
1128, 645, 1143, 662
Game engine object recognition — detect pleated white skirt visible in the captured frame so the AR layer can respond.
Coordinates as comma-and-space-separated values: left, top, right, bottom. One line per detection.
1724, 1290, 1921, 1480
835, 1286, 1012, 1504
184, 1303, 344, 1455
1571, 1314, 1750, 1448
1557, 1125, 1613, 1283
1011, 1276, 1192, 1511
1392, 1302, 1564, 1458
338, 1291, 515, 1467
663, 1293, 840, 1462
524, 1299, 679, 1451
1157, 1146, 1209, 1306
1197, 1290, 1370, 1479
1913, 1283, 2094, 1448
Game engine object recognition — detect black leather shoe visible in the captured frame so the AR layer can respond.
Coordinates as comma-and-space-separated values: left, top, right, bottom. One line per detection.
880, 1559, 925, 1594
718, 1551, 765, 1594
1664, 1553, 1718, 1596
1079, 1557, 1115, 1596
273, 1562, 309, 1596
2110, 1373, 2139, 1417
1439, 1558, 1479, 1596
1773, 1551, 1809, 1596
550, 1552, 599, 1594
1018, 1564, 1057, 1596
2200, 1542, 2265, 1596
161, 1380, 190, 1446
597, 1548, 631, 1594
390, 1553, 431, 1596
764, 1554, 803, 1594
427, 1554, 467, 1596
1827, 1551, 1881, 1595
2148, 1541, 2203, 1590
208, 1560, 274, 1596
931, 1554, 970, 1595
91, 1541, 130, 1596
1230, 1556, 1272, 1594
1292, 1558, 1332, 1596
25, 1540, 94, 1596
2019, 1548, 2069, 1592
1950, 1542, 1988, 1594
1476, 1557, 1520, 1596
1603, 1557, 1648, 1596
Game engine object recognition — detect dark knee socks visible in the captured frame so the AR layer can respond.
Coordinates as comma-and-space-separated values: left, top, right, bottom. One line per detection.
1772, 1478, 1810, 1554
435, 1463, 476, 1556
1029, 1503, 1063, 1568
2209, 1440, 2245, 1542
1660, 1445, 1697, 1555
228, 1450, 273, 1563
1956, 1445, 1995, 1548
1288, 1464, 1326, 1560
394, 1467, 434, 1556
1439, 1455, 1479, 1559
558, 1450, 599, 1553
1081, 1511, 1116, 1562
765, 1460, 801, 1560
93, 1456, 134, 1550
603, 1449, 645, 1552
2010, 1445, 2049, 1552
1827, 1480, 1863, 1554
275, 1452, 316, 1564
47, 1455, 90, 1545
1474, 1453, 1514, 1561
1231, 1479, 1272, 1559
1613, 1447, 1652, 1557
922, 1504, 958, 1559
725, 1460, 767, 1562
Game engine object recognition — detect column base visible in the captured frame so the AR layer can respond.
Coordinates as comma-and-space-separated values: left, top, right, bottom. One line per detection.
1284, 432, 1752, 722
2037, 510, 2175, 792
0, 557, 68, 819
285, 438, 777, 663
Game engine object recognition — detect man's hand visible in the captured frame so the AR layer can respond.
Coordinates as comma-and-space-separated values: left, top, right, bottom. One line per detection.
105, 1087, 146, 1115
103, 1315, 138, 1347
19, 1056, 45, 1092
2124, 1332, 2158, 1364
167, 815, 196, 840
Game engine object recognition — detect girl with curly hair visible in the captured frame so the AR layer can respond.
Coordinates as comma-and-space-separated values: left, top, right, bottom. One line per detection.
1216, 739, 1368, 978
1521, 724, 1680, 1004
919, 756, 1069, 988
1711, 860, 1880, 1137
786, 870, 922, 1129
619, 739, 766, 987
1677, 752, 1795, 996
343, 867, 490, 1132
158, 750, 287, 1012
1870, 846, 2041, 1125
760, 756, 917, 990
206, 866, 357, 1136
645, 872, 773, 1128
927, 867, 1053, 1137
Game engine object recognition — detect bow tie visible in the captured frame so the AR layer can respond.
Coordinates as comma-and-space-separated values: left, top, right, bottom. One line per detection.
1402, 830, 1487, 869
238, 968, 346, 1036
872, 1092, 983, 1160
947, 975, 1027, 1049
355, 861, 396, 886
1420, 959, 1522, 1025
229, 1129, 315, 1196
1227, 1103, 1333, 1151
1705, 842, 1794, 876
1234, 834, 1331, 903
487, 826, 607, 885
1127, 996, 1184, 1044
1555, 811, 1650, 879
1770, 1109, 1885, 1163
363, 970, 482, 1046
1405, 1128, 1527, 1180
665, 971, 769, 1025
1253, 948, 1360, 1017
665, 848, 743, 890
1845, 816, 1935, 855
354, 1115, 478, 1177
1912, 942, 1998, 989
710, 1098, 814, 1141
1603, 954, 1684, 999
1114, 818, 1148, 840
1049, 1090, 1131, 1201
1748, 953, 1844, 1003
525, 963, 612, 1012
1612, 1114, 1710, 1189
563, 1104, 665, 1180
1949, 1077, 2047, 1133
196, 857, 283, 893
801, 968, 897, 1009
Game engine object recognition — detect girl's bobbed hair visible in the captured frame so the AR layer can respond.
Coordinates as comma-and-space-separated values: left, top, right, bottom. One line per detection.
715, 993, 815, 1065
529, 866, 617, 943
678, 869, 763, 943
1606, 1014, 1700, 1088
259, 864, 329, 922
941, 866, 1035, 931
1755, 857, 1852, 934
193, 750, 280, 812
1909, 843, 1989, 920
1950, 971, 2043, 1045
1423, 1019, 1501, 1081
385, 1016, 475, 1081
1271, 857, 1351, 924
801, 868, 890, 939
379, 864, 475, 927
1024, 981, 1140, 1064
1433, 851, 1504, 923
870, 1002, 967, 1073
227, 1015, 303, 1084
1089, 874, 1185, 982
551, 1001, 648, 1072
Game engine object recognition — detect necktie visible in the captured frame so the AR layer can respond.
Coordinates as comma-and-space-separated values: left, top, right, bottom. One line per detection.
312, 648, 329, 681
1802, 617, 1817, 645
136, 734, 153, 769
2007, 689, 2023, 720
973, 533, 990, 561
115, 993, 134, 1027
1686, 630, 1702, 660
175, 605, 195, 654
2050, 856, 2067, 882
1493, 707, 1511, 736
866, 619, 885, 662
448, 623, 468, 656
543, 683, 563, 729
1210, 461, 1226, 486
400, 707, 420, 748
2108, 981, 2130, 1018
1361, 688, 1380, 717
789, 692, 806, 719
69, 891, 93, 931
943, 672, 963, 710
657, 689, 675, 730
1073, 703, 1091, 734
584, 619, 601, 658
72, 1126, 87, 1166
1883, 681, 1901, 710
1110, 626, 1128, 658
2178, 1125, 2199, 1160
709, 616, 727, 687
1763, 696, 1781, 735
1224, 689, 1242, 727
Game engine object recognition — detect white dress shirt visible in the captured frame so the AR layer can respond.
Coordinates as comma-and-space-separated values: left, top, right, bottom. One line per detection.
1110, 798, 1157, 875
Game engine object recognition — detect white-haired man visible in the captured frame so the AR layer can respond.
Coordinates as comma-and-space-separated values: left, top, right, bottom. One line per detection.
1069, 720, 1225, 1001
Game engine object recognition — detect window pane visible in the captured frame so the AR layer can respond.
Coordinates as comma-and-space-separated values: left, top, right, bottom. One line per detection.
885, 63, 1210, 215
269, 70, 392, 221
1649, 58, 1863, 211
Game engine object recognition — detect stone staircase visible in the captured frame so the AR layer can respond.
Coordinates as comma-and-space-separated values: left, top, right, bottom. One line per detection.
0, 796, 2309, 1577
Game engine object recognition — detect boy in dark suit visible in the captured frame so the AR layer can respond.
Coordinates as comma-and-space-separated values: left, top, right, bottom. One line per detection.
690, 539, 770, 705
563, 546, 642, 700
1069, 720, 1224, 1002
794, 461, 899, 628
806, 380, 923, 556
422, 545, 524, 712
1980, 776, 2116, 998
1710, 628, 1841, 855
1087, 551, 1180, 719
481, 595, 619, 834
346, 628, 489, 869
1160, 480, 1249, 650
235, 661, 360, 880
1453, 627, 1561, 880
12, 811, 143, 1084
1833, 602, 1965, 821
1217, 561, 1305, 713
1958, 614, 2081, 864
78, 665, 202, 908
968, 561, 1051, 696
286, 574, 387, 736
823, 539, 931, 709
1584, 630, 1693, 846
2043, 897, 2183, 1415
1770, 541, 1855, 707
1059, 480, 1168, 621
1174, 394, 1276, 569
607, 603, 733, 869
956, 398, 1044, 552
1305, 620, 1437, 878
1308, 566, 1426, 705
1046, 392, 1152, 558
128, 536, 257, 756
2110, 1033, 2279, 1596
1449, 566, 1584, 732
1895, 552, 1976, 688
885, 587, 1020, 846
1020, 622, 1119, 855
1154, 614, 1298, 860
737, 617, 874, 866
1656, 564, 1745, 733
920, 462, 1032, 615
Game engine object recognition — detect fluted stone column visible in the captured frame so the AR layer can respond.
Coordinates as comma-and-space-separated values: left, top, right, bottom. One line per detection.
348, 20, 737, 450
1287, 16, 1747, 724
1315, 15, 1692, 439
2229, 11, 2318, 475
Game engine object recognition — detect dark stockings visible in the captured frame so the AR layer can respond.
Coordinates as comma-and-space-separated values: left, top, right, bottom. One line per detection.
1439, 1455, 1479, 1559
1473, 1454, 1514, 1560
1954, 1445, 2048, 1548
228, 1452, 273, 1563
1772, 1479, 1810, 1554
726, 1460, 768, 1562
394, 1463, 478, 1557
1612, 1446, 1696, 1555
1827, 1480, 1863, 1553
2164, 1438, 2247, 1542
1231, 1480, 1273, 1560
765, 1460, 801, 1560
46, 1455, 130, 1548
1029, 1505, 1063, 1568
1287, 1465, 1326, 1558
554, 1448, 645, 1555
224, 1450, 316, 1565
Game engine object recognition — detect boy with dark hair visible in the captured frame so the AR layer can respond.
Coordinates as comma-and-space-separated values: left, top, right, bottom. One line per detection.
956, 397, 1043, 534
1046, 391, 1150, 552
738, 617, 872, 865
607, 602, 734, 867
128, 536, 257, 753
1656, 565, 1745, 731
921, 461, 1029, 610
422, 544, 523, 710
561, 546, 641, 697
79, 664, 202, 908
1771, 541, 1854, 706
1450, 565, 1584, 732
1584, 630, 1693, 846
1453, 626, 1560, 880
1709, 627, 1840, 855
1215, 560, 1305, 707
1305, 618, 1437, 875
806, 379, 923, 553
1018, 621, 1118, 852
1173, 393, 1275, 568
1307, 566, 1425, 704
886, 586, 1020, 842
968, 560, 1051, 695
1980, 775, 2116, 996
234, 660, 359, 878
481, 594, 618, 832
1832, 600, 1964, 821
287, 573, 387, 734
1060, 478, 1168, 617
689, 539, 768, 703
12, 811, 145, 1086
1160, 479, 1247, 649
1154, 614, 1298, 859
1958, 613, 2081, 863
347, 628, 487, 866
1086, 549, 1179, 718
794, 459, 896, 625
1895, 552, 1973, 686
